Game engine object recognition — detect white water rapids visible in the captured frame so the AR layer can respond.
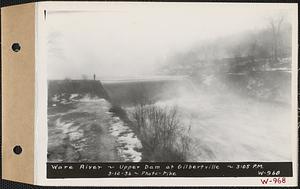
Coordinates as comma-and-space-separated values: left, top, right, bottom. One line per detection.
154, 91, 292, 161
48, 94, 143, 162
49, 83, 292, 162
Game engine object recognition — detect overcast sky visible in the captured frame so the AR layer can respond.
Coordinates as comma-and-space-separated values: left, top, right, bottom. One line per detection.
45, 3, 292, 79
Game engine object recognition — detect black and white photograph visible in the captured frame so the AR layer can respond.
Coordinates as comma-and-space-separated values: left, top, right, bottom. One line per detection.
46, 3, 294, 164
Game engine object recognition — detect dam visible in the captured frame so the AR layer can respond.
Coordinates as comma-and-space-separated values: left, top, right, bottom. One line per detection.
101, 75, 193, 106
47, 72, 292, 162
48, 75, 192, 106
47, 76, 193, 162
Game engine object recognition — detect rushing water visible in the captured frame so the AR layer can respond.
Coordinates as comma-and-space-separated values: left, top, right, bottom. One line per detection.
154, 91, 292, 161
48, 94, 143, 162
49, 76, 292, 162
102, 76, 292, 162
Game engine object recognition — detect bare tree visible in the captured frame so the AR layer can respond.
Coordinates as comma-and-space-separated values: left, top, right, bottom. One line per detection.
268, 16, 284, 62
132, 104, 192, 161
247, 32, 258, 63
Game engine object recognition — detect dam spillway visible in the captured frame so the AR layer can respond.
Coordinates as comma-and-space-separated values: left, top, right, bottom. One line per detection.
47, 76, 193, 106
101, 76, 193, 106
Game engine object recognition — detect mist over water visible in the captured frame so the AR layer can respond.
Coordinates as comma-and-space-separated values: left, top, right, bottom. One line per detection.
107, 76, 291, 162
154, 85, 291, 161
46, 4, 294, 163
46, 4, 293, 80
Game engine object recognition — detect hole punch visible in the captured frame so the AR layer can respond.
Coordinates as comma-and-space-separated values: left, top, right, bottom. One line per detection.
11, 43, 21, 52
13, 145, 22, 155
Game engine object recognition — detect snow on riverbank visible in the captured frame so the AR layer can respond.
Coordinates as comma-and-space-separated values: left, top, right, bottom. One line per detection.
107, 113, 142, 162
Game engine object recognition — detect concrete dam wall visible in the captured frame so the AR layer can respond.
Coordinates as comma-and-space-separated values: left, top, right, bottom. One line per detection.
48, 70, 290, 106
102, 79, 194, 106
48, 78, 192, 106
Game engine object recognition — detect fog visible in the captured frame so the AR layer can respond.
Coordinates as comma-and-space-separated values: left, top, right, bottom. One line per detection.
45, 3, 292, 79
153, 83, 291, 161
45, 3, 295, 164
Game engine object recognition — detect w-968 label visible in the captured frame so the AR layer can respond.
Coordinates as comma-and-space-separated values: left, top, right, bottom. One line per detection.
260, 177, 286, 185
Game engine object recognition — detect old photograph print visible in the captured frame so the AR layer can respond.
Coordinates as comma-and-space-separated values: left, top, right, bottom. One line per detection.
47, 4, 293, 163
